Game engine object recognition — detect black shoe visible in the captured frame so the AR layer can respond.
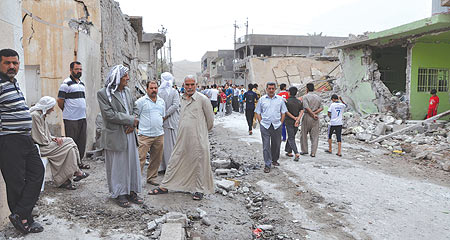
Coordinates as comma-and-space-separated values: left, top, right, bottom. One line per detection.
272, 161, 280, 166
299, 152, 308, 155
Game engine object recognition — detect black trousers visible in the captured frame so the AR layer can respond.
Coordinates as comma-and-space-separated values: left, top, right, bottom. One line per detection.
285, 125, 299, 154
245, 109, 255, 131
232, 96, 239, 112
0, 134, 44, 222
64, 118, 87, 163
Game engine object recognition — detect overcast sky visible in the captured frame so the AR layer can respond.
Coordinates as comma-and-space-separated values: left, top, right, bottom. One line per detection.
116, 0, 431, 62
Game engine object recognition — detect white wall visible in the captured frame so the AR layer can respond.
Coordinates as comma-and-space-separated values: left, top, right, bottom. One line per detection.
0, 0, 25, 228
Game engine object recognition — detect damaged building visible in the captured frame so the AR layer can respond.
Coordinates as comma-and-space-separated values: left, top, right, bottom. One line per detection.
330, 10, 450, 120
201, 50, 234, 86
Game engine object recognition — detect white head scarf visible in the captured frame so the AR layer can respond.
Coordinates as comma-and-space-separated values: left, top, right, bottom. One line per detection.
30, 96, 56, 116
159, 72, 174, 94
105, 65, 129, 102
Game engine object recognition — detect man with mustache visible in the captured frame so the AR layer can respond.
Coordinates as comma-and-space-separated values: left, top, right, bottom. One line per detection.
57, 61, 89, 170
135, 80, 165, 186
0, 48, 45, 234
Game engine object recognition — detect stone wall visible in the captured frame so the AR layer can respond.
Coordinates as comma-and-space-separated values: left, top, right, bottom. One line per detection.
100, 0, 140, 95
0, 0, 25, 229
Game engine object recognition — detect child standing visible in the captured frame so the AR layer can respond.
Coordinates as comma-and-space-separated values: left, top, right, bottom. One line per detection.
325, 94, 346, 157
239, 90, 245, 113
426, 89, 439, 119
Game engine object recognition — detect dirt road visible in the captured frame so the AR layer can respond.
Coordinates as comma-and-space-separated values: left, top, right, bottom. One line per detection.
2, 113, 450, 240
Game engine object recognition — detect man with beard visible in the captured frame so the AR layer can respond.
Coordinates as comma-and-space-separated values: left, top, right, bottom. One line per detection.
149, 75, 214, 200
135, 80, 165, 186
0, 48, 44, 234
57, 62, 89, 170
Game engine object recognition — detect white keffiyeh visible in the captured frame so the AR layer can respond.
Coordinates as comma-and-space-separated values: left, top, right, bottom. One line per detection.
105, 65, 129, 102
159, 72, 173, 94
29, 96, 56, 116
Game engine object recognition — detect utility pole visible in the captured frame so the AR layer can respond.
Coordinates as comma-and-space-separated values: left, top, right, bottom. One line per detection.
168, 39, 173, 73
245, 17, 248, 58
158, 25, 168, 74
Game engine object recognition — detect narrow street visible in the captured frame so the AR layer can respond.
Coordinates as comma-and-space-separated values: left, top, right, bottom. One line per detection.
2, 113, 450, 240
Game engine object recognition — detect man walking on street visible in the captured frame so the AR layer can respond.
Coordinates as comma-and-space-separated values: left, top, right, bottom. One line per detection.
57, 61, 89, 169
243, 84, 258, 135
300, 83, 323, 157
210, 84, 219, 114
325, 94, 346, 157
157, 72, 180, 172
232, 84, 239, 112
149, 75, 215, 201
135, 81, 165, 185
225, 84, 233, 115
278, 83, 289, 142
284, 87, 304, 161
0, 49, 45, 234
255, 82, 288, 173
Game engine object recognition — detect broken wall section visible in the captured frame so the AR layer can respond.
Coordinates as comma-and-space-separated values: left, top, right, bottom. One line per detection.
336, 47, 407, 118
100, 0, 140, 94
248, 56, 341, 93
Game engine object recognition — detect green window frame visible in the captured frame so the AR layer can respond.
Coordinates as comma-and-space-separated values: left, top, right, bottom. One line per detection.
417, 68, 449, 92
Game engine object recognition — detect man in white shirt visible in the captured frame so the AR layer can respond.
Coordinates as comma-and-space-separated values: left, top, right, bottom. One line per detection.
325, 94, 346, 157
209, 84, 219, 113
135, 80, 165, 185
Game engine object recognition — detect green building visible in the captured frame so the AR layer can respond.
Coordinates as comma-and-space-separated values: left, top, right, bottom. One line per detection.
331, 13, 450, 120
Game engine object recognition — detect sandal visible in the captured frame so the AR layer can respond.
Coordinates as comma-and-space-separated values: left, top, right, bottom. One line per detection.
78, 163, 90, 169
192, 192, 204, 200
73, 172, 89, 182
264, 167, 270, 173
148, 187, 168, 195
8, 213, 29, 234
294, 156, 300, 162
285, 153, 294, 157
116, 195, 130, 208
128, 192, 144, 204
324, 150, 332, 154
336, 153, 342, 157
25, 221, 44, 233
58, 180, 77, 190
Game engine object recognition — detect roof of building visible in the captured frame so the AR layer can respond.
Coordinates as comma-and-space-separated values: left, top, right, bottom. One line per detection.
330, 13, 450, 49
235, 34, 347, 49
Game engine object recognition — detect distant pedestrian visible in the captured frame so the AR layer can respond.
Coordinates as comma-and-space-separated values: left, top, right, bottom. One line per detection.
426, 89, 439, 119
225, 84, 233, 115
239, 89, 245, 113
232, 84, 239, 112
149, 75, 215, 201
243, 84, 258, 135
300, 83, 323, 157
210, 84, 219, 114
158, 72, 180, 173
278, 83, 289, 142
325, 94, 346, 157
284, 87, 304, 161
252, 83, 261, 128
135, 80, 165, 186
0, 49, 44, 234
97, 65, 143, 208
57, 61, 89, 170
255, 82, 288, 173
218, 88, 226, 117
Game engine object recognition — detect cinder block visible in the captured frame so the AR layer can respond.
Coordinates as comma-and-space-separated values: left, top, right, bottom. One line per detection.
160, 223, 185, 240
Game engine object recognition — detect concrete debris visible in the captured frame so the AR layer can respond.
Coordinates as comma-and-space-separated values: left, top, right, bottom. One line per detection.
164, 212, 189, 227
160, 223, 185, 240
147, 221, 158, 231
374, 123, 387, 136
215, 168, 238, 177
216, 179, 236, 191
257, 224, 274, 231
196, 208, 207, 219
212, 159, 231, 168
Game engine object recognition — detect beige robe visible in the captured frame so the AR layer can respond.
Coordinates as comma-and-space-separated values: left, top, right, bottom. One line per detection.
161, 92, 215, 194
31, 111, 79, 186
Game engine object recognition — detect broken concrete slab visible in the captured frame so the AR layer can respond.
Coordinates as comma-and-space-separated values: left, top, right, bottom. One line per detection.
374, 123, 387, 136
160, 223, 185, 240
356, 133, 372, 141
215, 168, 237, 176
164, 212, 189, 227
257, 224, 274, 231
216, 179, 235, 191
212, 159, 231, 168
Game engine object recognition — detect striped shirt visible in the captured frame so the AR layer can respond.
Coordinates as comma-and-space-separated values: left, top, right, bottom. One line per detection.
0, 73, 32, 135
58, 76, 86, 120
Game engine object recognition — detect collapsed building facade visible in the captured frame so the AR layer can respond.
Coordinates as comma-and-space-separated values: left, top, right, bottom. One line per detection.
0, 0, 164, 227
330, 12, 450, 120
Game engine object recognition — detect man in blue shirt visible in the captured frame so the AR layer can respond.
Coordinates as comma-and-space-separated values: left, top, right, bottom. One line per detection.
135, 80, 165, 185
225, 84, 233, 115
255, 82, 288, 173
